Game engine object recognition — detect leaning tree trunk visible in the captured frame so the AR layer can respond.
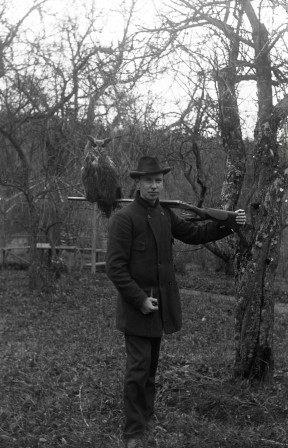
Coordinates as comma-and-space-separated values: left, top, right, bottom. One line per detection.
234, 173, 285, 381
233, 4, 288, 382
208, 19, 247, 275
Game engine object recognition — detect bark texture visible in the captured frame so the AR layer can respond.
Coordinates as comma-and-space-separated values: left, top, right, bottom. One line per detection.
232, 3, 288, 381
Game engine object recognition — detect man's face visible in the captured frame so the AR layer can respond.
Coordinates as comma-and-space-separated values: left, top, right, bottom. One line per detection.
137, 173, 164, 203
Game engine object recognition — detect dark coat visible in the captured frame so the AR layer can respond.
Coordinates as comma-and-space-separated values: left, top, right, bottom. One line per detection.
106, 193, 232, 337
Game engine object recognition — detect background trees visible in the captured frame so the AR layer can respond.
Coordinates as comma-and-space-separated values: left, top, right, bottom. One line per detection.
0, 0, 288, 382
0, 0, 157, 286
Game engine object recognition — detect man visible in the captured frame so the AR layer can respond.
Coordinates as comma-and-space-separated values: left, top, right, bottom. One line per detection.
106, 156, 246, 448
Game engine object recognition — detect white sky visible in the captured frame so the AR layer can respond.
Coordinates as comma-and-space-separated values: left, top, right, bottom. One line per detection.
7, 0, 288, 138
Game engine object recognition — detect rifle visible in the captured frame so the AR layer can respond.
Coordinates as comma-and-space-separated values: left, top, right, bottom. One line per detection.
116, 199, 238, 227
117, 198, 248, 247
67, 196, 247, 248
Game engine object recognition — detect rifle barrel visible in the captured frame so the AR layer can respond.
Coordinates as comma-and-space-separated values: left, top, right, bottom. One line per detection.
116, 199, 237, 223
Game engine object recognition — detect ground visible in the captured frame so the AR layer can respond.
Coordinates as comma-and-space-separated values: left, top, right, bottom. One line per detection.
0, 269, 288, 448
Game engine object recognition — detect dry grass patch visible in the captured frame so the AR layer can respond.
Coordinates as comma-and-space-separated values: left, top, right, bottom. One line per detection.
0, 270, 287, 447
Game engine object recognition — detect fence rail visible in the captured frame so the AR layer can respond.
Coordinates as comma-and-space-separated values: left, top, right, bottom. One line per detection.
1, 244, 106, 272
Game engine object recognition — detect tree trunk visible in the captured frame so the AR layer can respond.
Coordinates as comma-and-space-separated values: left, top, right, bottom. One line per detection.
211, 19, 248, 278
233, 5, 288, 381
234, 178, 284, 381
218, 68, 246, 210
211, 4, 287, 382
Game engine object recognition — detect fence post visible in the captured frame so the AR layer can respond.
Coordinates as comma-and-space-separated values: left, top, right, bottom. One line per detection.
91, 203, 97, 274
0, 198, 6, 269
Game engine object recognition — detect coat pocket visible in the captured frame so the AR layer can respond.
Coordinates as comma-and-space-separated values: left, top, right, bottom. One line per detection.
143, 286, 159, 298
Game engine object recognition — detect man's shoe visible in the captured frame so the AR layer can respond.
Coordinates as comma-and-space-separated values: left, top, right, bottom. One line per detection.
125, 436, 144, 448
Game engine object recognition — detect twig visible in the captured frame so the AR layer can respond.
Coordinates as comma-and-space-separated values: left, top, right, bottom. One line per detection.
79, 384, 89, 428
260, 439, 288, 446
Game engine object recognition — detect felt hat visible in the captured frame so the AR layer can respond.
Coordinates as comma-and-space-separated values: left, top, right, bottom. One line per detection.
129, 156, 171, 179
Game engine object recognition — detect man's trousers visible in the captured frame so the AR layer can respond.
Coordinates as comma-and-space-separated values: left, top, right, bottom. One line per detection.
123, 334, 161, 438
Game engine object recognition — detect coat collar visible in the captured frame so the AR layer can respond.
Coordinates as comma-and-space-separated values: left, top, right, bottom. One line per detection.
135, 190, 160, 210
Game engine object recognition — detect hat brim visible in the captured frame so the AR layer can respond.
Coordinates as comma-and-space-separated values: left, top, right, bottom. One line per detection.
129, 167, 171, 179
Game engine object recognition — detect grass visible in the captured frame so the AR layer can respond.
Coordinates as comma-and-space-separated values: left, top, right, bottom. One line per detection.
0, 269, 288, 447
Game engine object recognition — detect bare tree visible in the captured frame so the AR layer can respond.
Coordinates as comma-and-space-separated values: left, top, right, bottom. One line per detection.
140, 0, 288, 381
0, 0, 155, 288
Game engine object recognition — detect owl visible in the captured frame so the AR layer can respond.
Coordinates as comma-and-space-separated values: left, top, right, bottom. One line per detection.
81, 136, 122, 218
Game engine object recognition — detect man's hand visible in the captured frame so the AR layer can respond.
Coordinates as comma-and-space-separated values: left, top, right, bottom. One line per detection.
140, 297, 159, 315
235, 209, 246, 226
